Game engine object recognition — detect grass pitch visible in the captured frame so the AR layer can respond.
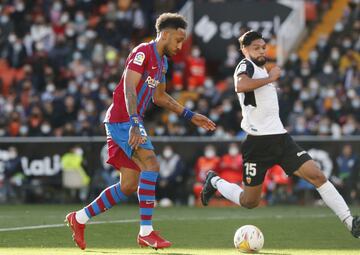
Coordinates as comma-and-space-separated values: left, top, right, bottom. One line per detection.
0, 204, 359, 254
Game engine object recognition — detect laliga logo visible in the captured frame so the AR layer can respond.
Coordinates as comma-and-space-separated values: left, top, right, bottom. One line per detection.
21, 155, 61, 176
145, 76, 160, 88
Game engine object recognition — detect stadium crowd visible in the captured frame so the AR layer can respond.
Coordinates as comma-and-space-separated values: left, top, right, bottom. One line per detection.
0, 0, 359, 138
0, 0, 360, 205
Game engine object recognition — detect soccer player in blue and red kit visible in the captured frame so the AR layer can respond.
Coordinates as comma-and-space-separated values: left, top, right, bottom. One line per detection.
65, 13, 216, 250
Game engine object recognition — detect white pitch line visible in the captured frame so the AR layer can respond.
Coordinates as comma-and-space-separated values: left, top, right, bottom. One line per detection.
0, 214, 333, 232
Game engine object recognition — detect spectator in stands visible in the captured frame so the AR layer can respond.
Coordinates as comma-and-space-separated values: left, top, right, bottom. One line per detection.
218, 143, 243, 184
193, 145, 220, 199
333, 144, 359, 204
61, 145, 90, 202
157, 145, 186, 205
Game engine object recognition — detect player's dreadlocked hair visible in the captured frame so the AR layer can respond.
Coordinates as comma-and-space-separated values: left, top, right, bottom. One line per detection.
155, 13, 187, 33
239, 30, 264, 49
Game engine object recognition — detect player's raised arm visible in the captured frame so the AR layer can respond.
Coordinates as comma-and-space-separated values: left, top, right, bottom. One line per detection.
124, 68, 144, 149
153, 83, 216, 131
235, 66, 281, 93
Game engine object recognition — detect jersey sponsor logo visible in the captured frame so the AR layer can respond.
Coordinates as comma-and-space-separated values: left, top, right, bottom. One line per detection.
145, 76, 160, 88
239, 63, 247, 72
296, 151, 307, 157
133, 52, 145, 65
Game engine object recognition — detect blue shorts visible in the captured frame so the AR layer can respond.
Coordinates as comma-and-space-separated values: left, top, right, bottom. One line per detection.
105, 122, 154, 159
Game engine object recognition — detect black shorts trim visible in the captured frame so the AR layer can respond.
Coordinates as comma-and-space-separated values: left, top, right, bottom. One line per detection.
241, 133, 312, 186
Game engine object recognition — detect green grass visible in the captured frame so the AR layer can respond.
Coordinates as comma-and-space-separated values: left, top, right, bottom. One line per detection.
0, 205, 359, 254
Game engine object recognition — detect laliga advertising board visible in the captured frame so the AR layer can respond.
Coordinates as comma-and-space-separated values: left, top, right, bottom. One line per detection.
193, 1, 292, 61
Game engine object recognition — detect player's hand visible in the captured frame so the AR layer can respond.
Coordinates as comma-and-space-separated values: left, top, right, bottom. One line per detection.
268, 66, 281, 82
191, 113, 216, 131
128, 126, 145, 150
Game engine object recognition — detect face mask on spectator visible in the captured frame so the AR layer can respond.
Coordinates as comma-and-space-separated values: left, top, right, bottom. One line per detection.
292, 81, 302, 91
0, 129, 5, 136
300, 67, 310, 76
210, 112, 219, 122
66, 27, 75, 37
352, 99, 360, 108
319, 124, 329, 134
293, 103, 303, 113
163, 148, 173, 158
197, 127, 207, 135
168, 113, 178, 124
342, 39, 352, 48
155, 126, 165, 135
327, 89, 335, 97
99, 93, 108, 101
223, 103, 232, 113
41, 124, 51, 134
323, 65, 333, 74
68, 83, 77, 94
74, 148, 84, 156
19, 125, 28, 136
8, 150, 17, 159
8, 34, 16, 43
85, 104, 94, 113
185, 100, 194, 110
16, 2, 25, 11
191, 48, 201, 58
0, 15, 9, 23
289, 53, 298, 62
46, 83, 55, 93
309, 80, 319, 91
330, 49, 340, 61
229, 146, 239, 156
90, 82, 99, 91
300, 91, 310, 101
53, 2, 62, 11
205, 149, 215, 158
75, 13, 85, 23
204, 79, 214, 89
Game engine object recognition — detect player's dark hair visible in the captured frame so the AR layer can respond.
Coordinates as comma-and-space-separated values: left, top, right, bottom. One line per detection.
239, 30, 264, 48
155, 13, 187, 33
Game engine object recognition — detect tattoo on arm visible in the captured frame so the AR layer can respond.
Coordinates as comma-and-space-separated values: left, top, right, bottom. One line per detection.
161, 92, 183, 115
125, 85, 138, 115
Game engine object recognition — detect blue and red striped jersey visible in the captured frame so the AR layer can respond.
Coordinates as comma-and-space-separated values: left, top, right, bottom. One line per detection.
104, 40, 168, 123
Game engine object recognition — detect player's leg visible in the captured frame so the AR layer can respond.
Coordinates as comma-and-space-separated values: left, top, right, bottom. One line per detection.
65, 167, 137, 250
201, 162, 267, 208
76, 168, 137, 223
280, 134, 360, 238
294, 160, 360, 238
132, 147, 172, 248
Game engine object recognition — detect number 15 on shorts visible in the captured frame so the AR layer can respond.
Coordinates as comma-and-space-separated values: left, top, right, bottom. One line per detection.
244, 162, 257, 176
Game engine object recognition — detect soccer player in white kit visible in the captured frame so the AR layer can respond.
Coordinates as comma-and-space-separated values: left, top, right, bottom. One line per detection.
201, 30, 360, 238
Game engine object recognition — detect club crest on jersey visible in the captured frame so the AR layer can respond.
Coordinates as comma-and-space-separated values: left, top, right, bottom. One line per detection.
246, 177, 252, 184
239, 63, 247, 72
145, 76, 160, 88
133, 52, 145, 66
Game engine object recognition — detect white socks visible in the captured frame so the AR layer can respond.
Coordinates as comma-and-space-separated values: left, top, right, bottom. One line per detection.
317, 181, 353, 231
140, 225, 154, 236
75, 209, 89, 224
211, 176, 243, 206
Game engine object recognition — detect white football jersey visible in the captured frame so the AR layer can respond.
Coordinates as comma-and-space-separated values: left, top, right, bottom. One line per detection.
234, 58, 287, 136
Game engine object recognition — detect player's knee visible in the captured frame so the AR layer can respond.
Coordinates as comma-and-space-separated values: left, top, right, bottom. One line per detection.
121, 181, 138, 195
312, 171, 327, 187
145, 156, 160, 172
241, 199, 259, 209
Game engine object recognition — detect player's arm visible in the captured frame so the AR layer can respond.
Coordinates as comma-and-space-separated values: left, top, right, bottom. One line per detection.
153, 83, 216, 131
235, 66, 281, 93
124, 68, 145, 149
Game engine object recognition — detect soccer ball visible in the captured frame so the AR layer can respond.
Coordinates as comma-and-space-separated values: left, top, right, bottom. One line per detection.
234, 225, 264, 253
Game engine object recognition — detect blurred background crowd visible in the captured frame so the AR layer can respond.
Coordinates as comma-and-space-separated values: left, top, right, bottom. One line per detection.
0, 0, 360, 206
0, 0, 359, 138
